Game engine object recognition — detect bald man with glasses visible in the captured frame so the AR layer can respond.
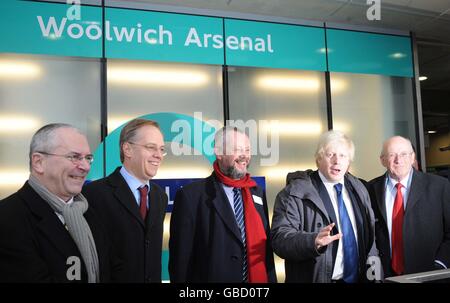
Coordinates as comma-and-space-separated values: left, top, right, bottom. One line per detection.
0, 123, 115, 282
368, 136, 450, 278
83, 118, 168, 283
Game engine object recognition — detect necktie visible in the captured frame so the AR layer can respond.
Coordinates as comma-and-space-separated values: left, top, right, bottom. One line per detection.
391, 183, 404, 275
334, 183, 359, 283
233, 188, 248, 282
138, 185, 148, 220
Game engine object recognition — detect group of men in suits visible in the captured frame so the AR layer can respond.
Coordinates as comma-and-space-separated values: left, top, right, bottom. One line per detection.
271, 132, 450, 282
0, 120, 275, 283
0, 120, 168, 282
0, 119, 448, 283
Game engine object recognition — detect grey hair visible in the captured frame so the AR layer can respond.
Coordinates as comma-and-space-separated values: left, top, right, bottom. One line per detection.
29, 123, 80, 170
314, 130, 355, 162
380, 136, 414, 157
213, 126, 245, 154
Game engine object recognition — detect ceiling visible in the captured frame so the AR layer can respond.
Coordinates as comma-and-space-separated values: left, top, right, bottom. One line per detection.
114, 0, 450, 132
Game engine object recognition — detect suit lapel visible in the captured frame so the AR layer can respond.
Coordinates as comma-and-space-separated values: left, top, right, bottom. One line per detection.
405, 170, 424, 214
249, 188, 268, 230
345, 177, 366, 264
20, 183, 80, 258
145, 182, 164, 232
310, 171, 338, 231
208, 174, 242, 242
310, 171, 339, 265
108, 168, 145, 228
345, 178, 364, 231
373, 175, 388, 226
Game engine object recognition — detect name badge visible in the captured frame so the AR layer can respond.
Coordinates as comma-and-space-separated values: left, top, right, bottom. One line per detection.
252, 195, 263, 205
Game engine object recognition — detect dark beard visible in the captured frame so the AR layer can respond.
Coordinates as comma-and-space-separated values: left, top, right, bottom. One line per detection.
219, 160, 250, 180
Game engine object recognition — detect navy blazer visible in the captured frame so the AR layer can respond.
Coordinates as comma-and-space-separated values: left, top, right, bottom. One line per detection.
368, 170, 450, 277
82, 167, 168, 282
0, 182, 114, 282
169, 173, 276, 282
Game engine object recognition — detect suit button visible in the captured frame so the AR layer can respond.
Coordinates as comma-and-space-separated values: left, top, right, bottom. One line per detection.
379, 252, 383, 257
317, 223, 322, 228
146, 277, 151, 282
145, 240, 150, 247
231, 255, 239, 261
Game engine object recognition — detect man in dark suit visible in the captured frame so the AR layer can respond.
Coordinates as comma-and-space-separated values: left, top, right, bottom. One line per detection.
368, 136, 450, 278
169, 126, 276, 283
271, 130, 378, 283
83, 119, 168, 282
0, 123, 114, 282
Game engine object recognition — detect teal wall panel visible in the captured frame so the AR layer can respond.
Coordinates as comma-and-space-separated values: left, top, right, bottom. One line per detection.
0, 1, 102, 58
327, 29, 413, 77
0, 1, 413, 77
105, 8, 224, 65
225, 19, 327, 71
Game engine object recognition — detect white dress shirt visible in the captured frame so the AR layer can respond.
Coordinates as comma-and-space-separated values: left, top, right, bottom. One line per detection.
120, 166, 150, 208
318, 171, 359, 280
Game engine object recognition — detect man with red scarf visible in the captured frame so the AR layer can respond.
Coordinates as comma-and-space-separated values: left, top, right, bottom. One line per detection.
169, 126, 276, 283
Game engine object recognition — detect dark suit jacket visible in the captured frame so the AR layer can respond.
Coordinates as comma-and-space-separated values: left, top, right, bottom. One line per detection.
368, 170, 450, 277
82, 167, 168, 282
168, 173, 276, 283
0, 182, 113, 282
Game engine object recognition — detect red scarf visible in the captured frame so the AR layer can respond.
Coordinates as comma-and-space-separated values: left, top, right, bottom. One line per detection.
213, 161, 268, 283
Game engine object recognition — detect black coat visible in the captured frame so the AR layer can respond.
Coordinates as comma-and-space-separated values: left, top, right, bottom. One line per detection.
169, 173, 276, 283
0, 182, 114, 282
368, 170, 450, 277
82, 167, 168, 282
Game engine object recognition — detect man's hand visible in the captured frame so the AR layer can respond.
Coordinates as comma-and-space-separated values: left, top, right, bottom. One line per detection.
315, 223, 342, 250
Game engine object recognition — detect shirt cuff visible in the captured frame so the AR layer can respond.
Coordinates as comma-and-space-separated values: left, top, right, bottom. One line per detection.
434, 260, 447, 269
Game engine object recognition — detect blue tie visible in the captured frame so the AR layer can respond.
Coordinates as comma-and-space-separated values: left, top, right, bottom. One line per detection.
334, 183, 359, 283
233, 188, 248, 282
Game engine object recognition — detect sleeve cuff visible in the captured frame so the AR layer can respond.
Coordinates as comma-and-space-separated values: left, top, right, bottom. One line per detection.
434, 260, 447, 269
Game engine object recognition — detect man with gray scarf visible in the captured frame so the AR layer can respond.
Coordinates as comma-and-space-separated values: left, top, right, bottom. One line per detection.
0, 123, 114, 282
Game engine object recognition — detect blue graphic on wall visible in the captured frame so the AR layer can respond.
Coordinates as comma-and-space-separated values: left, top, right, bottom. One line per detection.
155, 176, 266, 213
88, 112, 218, 180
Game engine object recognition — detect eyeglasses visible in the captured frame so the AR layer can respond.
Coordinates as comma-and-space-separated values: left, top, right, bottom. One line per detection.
384, 152, 412, 160
324, 152, 349, 160
128, 142, 167, 156
36, 151, 94, 164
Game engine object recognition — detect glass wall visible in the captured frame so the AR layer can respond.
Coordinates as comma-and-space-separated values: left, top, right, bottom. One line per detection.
0, 53, 101, 199
227, 66, 328, 281
107, 59, 224, 178
330, 72, 416, 181
107, 59, 224, 281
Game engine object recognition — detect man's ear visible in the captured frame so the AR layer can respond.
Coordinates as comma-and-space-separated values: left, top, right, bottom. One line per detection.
380, 155, 386, 168
122, 142, 133, 160
31, 153, 45, 174
214, 146, 222, 160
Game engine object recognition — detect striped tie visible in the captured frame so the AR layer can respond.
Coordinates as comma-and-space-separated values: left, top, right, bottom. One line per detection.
233, 188, 248, 282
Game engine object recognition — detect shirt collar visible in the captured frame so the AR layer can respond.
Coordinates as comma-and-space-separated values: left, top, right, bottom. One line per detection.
386, 168, 413, 190
318, 170, 344, 186
59, 196, 74, 205
120, 166, 150, 191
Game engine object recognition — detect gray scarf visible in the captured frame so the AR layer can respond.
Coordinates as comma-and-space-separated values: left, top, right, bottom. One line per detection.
28, 175, 99, 283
